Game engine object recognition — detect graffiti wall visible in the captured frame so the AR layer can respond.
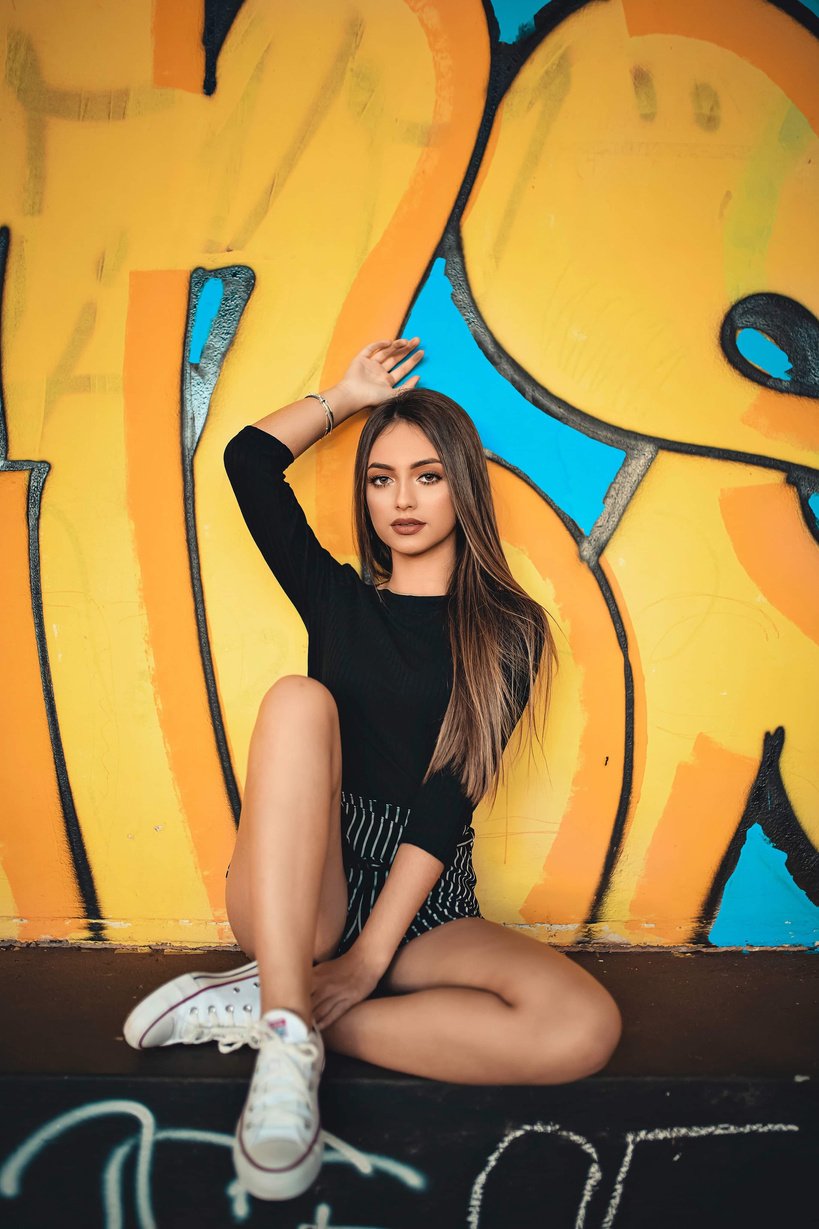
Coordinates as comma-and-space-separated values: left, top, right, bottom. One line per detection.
1, 0, 817, 948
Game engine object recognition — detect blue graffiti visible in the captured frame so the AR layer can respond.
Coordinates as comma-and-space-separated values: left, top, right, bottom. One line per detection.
808, 492, 819, 530
189, 276, 225, 364
736, 327, 793, 381
709, 822, 819, 949
491, 0, 819, 47
405, 258, 625, 534
0, 1099, 426, 1228
490, 1, 555, 44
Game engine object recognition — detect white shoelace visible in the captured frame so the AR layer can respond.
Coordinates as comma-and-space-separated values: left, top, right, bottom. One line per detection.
178, 1003, 257, 1051
240, 1022, 322, 1137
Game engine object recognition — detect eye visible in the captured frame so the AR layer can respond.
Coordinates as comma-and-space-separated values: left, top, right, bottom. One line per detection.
367, 472, 443, 487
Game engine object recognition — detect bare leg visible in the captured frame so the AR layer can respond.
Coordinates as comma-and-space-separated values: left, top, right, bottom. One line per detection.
322, 918, 623, 1085
224, 675, 348, 1025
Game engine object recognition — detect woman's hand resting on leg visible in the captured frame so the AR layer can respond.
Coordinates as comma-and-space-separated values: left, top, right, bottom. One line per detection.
310, 846, 442, 1030
310, 945, 386, 1030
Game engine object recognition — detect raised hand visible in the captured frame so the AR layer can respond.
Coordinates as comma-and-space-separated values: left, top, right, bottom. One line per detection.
335, 337, 424, 415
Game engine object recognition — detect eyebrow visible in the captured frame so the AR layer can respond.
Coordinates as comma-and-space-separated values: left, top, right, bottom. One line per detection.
367, 458, 442, 471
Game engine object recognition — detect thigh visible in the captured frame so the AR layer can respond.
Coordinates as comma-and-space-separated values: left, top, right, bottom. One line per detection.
225, 778, 349, 962
381, 916, 621, 1027
225, 676, 349, 961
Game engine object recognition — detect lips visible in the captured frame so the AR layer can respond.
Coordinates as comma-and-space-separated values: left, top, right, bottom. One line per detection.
392, 520, 424, 526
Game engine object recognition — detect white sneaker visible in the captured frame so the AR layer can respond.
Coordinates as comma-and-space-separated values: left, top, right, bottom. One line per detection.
233, 1008, 326, 1201
122, 960, 260, 1050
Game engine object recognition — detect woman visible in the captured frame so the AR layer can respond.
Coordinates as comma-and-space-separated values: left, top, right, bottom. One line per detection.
123, 337, 622, 1202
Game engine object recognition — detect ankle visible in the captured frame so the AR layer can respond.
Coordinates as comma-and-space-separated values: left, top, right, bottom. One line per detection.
258, 974, 312, 1030
261, 1003, 315, 1032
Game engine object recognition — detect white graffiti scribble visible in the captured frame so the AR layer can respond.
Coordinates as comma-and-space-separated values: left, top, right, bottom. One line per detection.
0, 1098, 426, 1228
467, 1119, 800, 1229
468, 1122, 603, 1228
1, 1099, 802, 1227
601, 1122, 800, 1228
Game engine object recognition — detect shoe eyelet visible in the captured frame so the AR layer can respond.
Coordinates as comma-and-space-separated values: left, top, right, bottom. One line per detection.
253, 981, 259, 988
233, 986, 240, 993
243, 1003, 252, 1013
226, 1004, 234, 1014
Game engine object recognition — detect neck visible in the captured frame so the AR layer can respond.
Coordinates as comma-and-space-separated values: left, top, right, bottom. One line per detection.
385, 539, 455, 597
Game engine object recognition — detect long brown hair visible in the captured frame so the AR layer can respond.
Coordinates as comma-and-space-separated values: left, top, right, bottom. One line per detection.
352, 388, 557, 807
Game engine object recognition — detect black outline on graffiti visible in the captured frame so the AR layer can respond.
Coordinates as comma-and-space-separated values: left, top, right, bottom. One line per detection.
181, 266, 255, 827
482, 449, 636, 934
203, 0, 246, 97
695, 727, 819, 941
0, 226, 106, 940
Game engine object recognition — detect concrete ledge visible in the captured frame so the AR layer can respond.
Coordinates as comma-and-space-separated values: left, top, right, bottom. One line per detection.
2, 945, 817, 1079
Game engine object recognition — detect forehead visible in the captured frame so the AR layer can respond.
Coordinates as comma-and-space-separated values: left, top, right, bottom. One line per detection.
368, 420, 438, 459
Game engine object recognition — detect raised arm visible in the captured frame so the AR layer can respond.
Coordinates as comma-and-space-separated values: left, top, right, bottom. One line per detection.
247, 337, 423, 458
223, 338, 423, 631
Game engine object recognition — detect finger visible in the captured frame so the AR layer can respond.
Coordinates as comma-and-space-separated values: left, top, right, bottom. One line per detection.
312, 988, 333, 1015
391, 369, 422, 395
368, 336, 411, 364
377, 336, 418, 366
321, 997, 349, 1030
318, 1009, 335, 1031
392, 373, 421, 392
389, 347, 424, 381
315, 995, 342, 1030
362, 338, 393, 359
311, 978, 334, 1007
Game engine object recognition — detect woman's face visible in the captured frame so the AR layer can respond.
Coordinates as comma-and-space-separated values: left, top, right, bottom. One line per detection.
365, 420, 457, 559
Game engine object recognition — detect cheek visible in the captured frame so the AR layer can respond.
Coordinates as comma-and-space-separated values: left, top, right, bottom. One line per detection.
430, 485, 456, 524
366, 487, 387, 529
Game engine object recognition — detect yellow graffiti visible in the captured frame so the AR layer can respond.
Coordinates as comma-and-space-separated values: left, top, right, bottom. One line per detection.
1, 0, 816, 946
0, 0, 489, 941
462, 0, 818, 941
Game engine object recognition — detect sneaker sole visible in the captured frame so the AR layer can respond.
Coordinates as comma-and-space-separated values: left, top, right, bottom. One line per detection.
123, 960, 260, 1049
233, 1123, 324, 1202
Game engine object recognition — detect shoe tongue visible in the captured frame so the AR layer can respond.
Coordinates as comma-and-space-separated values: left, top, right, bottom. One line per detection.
261, 1008, 310, 1043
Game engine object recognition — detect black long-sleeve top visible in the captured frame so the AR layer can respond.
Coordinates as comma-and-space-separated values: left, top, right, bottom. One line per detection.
223, 424, 534, 869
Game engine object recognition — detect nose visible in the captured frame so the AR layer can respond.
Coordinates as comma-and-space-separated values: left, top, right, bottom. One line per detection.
395, 476, 416, 510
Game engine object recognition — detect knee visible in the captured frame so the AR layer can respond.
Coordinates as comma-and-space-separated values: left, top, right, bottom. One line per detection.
255, 678, 341, 776
259, 675, 339, 723
573, 993, 622, 1077
530, 991, 622, 1084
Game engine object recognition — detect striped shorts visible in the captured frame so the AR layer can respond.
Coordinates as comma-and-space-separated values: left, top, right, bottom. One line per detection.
332, 788, 483, 960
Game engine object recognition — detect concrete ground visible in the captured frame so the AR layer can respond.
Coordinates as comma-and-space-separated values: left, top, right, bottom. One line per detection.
1, 945, 816, 1228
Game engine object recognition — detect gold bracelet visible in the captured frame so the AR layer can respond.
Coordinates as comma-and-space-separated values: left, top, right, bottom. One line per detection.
305, 392, 335, 436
